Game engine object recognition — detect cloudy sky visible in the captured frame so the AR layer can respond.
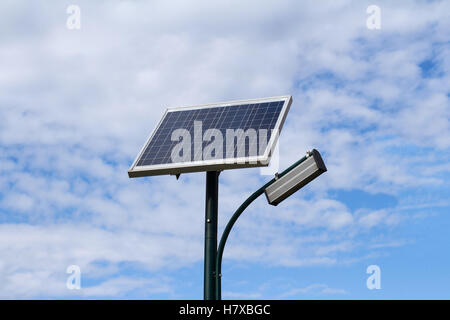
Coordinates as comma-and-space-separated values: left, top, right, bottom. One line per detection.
0, 0, 449, 299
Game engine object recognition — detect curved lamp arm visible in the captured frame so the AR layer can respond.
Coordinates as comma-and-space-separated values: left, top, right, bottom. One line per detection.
215, 154, 308, 300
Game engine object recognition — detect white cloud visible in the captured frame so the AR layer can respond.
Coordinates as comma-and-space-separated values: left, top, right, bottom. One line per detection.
0, 223, 192, 298
280, 284, 347, 298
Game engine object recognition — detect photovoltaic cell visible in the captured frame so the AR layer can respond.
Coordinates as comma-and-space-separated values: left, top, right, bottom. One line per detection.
129, 96, 291, 177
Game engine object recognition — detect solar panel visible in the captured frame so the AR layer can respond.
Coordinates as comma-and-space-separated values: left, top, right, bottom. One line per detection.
128, 95, 292, 177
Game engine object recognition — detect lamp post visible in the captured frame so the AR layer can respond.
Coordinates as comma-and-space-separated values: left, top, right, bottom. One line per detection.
215, 149, 327, 300
204, 171, 219, 300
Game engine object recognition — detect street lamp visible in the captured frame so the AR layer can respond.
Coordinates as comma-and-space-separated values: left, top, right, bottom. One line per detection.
215, 149, 327, 300
127, 95, 327, 299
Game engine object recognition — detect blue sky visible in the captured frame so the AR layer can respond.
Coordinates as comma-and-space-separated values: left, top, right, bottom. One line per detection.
0, 0, 449, 299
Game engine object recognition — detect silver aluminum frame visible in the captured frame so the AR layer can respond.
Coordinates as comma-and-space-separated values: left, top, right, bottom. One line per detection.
128, 95, 292, 178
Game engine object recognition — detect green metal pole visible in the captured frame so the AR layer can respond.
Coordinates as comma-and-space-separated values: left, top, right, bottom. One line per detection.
215, 155, 309, 300
204, 171, 219, 300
